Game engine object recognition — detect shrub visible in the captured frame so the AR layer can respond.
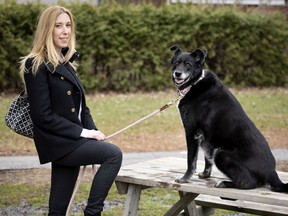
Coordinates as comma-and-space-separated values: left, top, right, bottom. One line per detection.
0, 1, 287, 92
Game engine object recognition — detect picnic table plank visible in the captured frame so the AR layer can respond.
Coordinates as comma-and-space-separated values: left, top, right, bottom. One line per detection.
195, 194, 288, 216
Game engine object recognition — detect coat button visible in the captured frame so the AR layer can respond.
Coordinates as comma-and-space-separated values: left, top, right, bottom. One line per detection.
71, 108, 76, 112
61, 76, 65, 80
67, 91, 72, 95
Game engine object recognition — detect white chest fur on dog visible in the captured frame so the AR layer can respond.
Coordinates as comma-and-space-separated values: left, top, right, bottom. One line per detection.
194, 129, 216, 164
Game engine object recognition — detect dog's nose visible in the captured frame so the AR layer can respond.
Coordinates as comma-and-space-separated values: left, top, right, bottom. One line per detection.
174, 71, 182, 78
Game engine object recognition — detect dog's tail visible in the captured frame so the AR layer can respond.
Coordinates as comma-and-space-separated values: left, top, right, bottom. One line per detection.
266, 170, 288, 193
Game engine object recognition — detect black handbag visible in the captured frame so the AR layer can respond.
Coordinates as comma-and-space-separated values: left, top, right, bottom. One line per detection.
5, 90, 34, 138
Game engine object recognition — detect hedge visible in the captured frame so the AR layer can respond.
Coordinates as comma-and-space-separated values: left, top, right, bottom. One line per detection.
0, 1, 287, 92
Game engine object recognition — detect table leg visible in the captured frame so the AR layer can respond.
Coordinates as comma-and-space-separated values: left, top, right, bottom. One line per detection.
164, 192, 199, 216
179, 191, 198, 215
123, 184, 142, 216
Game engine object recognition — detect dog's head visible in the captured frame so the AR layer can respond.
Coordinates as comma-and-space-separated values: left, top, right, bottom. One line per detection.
170, 45, 207, 90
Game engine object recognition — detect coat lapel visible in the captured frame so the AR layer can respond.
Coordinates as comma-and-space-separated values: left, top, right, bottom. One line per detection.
65, 64, 85, 94
50, 64, 84, 94
57, 64, 76, 84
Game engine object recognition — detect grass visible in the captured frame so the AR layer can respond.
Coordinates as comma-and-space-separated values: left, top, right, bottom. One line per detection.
0, 168, 181, 215
1, 88, 288, 155
232, 88, 288, 130
0, 169, 253, 215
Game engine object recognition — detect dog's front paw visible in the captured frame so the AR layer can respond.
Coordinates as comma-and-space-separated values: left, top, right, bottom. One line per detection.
175, 176, 189, 183
198, 172, 211, 179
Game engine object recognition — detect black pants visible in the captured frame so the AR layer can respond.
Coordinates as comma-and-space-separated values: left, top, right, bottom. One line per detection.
48, 140, 122, 216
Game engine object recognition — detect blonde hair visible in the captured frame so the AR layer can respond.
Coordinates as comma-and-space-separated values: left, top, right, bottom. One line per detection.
20, 5, 77, 84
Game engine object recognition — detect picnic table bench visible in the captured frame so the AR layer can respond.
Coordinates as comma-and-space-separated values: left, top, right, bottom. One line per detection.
115, 157, 288, 216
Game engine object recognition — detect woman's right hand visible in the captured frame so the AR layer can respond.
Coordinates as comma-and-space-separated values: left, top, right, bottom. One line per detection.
81, 129, 106, 140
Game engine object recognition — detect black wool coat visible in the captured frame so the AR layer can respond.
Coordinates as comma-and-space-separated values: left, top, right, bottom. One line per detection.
24, 58, 97, 164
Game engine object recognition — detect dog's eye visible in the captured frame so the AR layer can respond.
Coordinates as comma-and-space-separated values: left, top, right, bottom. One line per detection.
185, 63, 192, 67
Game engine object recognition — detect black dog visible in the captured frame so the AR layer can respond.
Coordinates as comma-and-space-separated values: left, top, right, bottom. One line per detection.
170, 45, 288, 192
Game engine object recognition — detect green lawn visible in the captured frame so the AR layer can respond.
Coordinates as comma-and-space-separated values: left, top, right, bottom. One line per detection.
1, 88, 287, 155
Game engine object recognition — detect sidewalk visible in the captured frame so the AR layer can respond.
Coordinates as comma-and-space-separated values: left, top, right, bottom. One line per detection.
1, 149, 288, 170
0, 151, 187, 170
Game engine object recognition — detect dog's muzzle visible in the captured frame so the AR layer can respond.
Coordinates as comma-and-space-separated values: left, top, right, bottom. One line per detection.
173, 71, 191, 88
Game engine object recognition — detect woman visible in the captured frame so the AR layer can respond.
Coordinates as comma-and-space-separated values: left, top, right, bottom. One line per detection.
19, 5, 122, 216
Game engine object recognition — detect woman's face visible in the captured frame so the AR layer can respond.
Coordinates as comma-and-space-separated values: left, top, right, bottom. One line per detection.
53, 12, 71, 54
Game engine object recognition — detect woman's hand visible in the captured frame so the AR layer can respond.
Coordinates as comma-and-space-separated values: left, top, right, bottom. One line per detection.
81, 129, 106, 140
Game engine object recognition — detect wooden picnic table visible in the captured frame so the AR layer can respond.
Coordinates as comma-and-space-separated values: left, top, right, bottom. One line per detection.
115, 157, 288, 216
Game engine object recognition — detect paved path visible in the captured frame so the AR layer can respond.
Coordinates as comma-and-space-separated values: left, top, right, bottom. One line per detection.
1, 149, 288, 170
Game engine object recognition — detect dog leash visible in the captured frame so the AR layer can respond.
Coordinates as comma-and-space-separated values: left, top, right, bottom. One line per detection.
66, 94, 184, 216
105, 95, 183, 139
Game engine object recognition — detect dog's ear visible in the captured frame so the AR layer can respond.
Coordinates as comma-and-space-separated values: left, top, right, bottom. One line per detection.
170, 45, 182, 54
170, 45, 182, 63
190, 48, 207, 65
